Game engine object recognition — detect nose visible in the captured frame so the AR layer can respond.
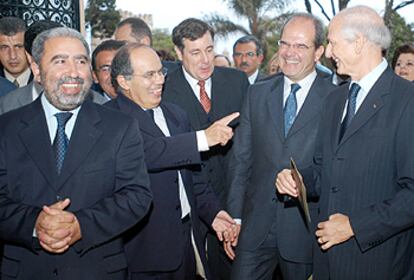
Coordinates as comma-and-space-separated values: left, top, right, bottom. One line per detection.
67, 60, 80, 78
9, 47, 17, 60
200, 51, 210, 64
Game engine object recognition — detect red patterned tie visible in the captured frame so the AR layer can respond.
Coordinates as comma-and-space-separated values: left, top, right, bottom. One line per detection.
197, 80, 211, 113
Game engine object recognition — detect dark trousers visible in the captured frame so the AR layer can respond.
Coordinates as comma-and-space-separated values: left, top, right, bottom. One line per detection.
231, 219, 311, 280
207, 233, 232, 280
130, 216, 196, 280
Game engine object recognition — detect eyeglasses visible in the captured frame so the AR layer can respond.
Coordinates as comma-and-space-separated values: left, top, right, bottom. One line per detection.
277, 40, 314, 51
132, 67, 168, 80
233, 51, 258, 58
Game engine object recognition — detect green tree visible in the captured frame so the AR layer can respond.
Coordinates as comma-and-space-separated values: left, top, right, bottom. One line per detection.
386, 11, 414, 61
204, 0, 292, 62
152, 28, 177, 60
85, 0, 121, 39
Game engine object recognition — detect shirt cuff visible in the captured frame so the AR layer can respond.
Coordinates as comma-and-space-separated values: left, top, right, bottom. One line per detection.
234, 219, 242, 225
196, 130, 209, 152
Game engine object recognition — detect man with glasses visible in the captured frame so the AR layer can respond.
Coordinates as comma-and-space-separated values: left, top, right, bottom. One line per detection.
225, 13, 336, 280
233, 35, 265, 84
107, 43, 239, 279
91, 39, 126, 100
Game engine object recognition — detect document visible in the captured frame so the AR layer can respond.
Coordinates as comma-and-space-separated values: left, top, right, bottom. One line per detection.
290, 158, 311, 226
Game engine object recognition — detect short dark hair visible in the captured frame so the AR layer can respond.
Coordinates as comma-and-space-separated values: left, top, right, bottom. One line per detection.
233, 35, 263, 55
92, 40, 127, 71
0, 16, 26, 36
392, 43, 414, 70
111, 43, 152, 94
24, 20, 62, 55
116, 17, 152, 45
172, 18, 214, 51
280, 13, 325, 48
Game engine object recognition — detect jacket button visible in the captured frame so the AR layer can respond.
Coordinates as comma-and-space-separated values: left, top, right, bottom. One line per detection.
331, 187, 339, 193
53, 269, 58, 276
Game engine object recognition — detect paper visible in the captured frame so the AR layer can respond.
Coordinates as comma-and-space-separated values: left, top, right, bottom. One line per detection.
290, 158, 311, 226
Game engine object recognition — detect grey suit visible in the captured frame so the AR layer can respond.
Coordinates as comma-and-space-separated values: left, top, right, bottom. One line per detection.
227, 72, 335, 280
0, 82, 107, 114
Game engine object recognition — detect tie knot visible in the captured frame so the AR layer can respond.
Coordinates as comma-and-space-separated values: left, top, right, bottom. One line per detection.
349, 83, 361, 98
55, 112, 73, 128
198, 80, 206, 89
290, 83, 301, 95
13, 79, 19, 87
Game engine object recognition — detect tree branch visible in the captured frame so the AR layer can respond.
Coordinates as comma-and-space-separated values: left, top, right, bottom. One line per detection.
312, 0, 331, 21
393, 0, 414, 11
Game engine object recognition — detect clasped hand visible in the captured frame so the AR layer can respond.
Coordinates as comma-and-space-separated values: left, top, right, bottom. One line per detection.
35, 198, 81, 254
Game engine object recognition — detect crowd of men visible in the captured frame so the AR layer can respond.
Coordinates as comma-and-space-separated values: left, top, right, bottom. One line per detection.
0, 4, 413, 280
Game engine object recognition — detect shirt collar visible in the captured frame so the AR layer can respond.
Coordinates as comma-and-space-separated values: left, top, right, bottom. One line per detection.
4, 67, 31, 86
248, 69, 259, 84
351, 58, 388, 93
41, 92, 81, 120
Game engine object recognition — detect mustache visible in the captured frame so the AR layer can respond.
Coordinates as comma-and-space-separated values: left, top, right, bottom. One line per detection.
57, 77, 85, 86
240, 62, 250, 67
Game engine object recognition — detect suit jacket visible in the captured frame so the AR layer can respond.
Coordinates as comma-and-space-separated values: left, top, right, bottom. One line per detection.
162, 66, 249, 205
254, 71, 267, 83
106, 95, 221, 277
0, 98, 152, 280
0, 76, 16, 97
0, 82, 107, 114
227, 72, 335, 263
311, 67, 414, 279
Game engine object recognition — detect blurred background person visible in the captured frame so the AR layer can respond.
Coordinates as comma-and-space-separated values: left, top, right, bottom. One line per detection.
267, 51, 280, 75
233, 35, 265, 84
392, 43, 414, 82
0, 16, 31, 87
214, 54, 231, 67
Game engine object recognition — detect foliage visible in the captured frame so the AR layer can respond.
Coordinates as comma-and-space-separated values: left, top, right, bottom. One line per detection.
85, 0, 121, 39
152, 28, 177, 60
387, 11, 414, 61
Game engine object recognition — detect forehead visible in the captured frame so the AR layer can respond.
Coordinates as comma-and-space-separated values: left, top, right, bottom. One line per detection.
115, 24, 133, 41
130, 47, 161, 71
42, 37, 88, 59
398, 53, 414, 61
0, 31, 25, 44
281, 18, 315, 42
235, 41, 257, 51
182, 32, 213, 50
96, 49, 117, 64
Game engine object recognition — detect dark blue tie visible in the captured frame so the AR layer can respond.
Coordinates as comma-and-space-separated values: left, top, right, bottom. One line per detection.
145, 109, 154, 121
53, 112, 73, 174
339, 83, 361, 141
284, 83, 301, 136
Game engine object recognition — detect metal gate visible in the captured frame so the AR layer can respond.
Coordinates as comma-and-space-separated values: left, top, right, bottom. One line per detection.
0, 0, 81, 31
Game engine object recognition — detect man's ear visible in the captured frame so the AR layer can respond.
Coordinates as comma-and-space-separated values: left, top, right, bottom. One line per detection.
314, 45, 325, 62
92, 71, 99, 83
30, 61, 41, 83
116, 75, 130, 92
174, 46, 183, 61
140, 36, 151, 47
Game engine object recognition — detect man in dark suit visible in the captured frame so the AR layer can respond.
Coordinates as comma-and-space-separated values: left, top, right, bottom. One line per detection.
233, 35, 266, 84
226, 13, 335, 280
107, 43, 238, 279
0, 17, 32, 87
162, 18, 249, 279
276, 6, 414, 280
0, 27, 152, 279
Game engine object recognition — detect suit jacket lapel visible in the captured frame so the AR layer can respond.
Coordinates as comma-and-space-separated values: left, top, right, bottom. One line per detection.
19, 99, 57, 188
266, 77, 285, 142
161, 103, 182, 136
337, 68, 391, 148
288, 75, 328, 137
56, 101, 102, 189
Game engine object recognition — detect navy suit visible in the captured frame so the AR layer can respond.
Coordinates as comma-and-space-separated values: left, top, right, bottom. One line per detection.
227, 72, 335, 279
0, 98, 152, 279
309, 67, 414, 279
106, 94, 221, 279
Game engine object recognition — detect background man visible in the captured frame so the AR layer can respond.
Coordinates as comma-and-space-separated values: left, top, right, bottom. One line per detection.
107, 43, 239, 280
232, 35, 265, 84
163, 18, 249, 280
91, 39, 126, 100
0, 27, 152, 279
214, 54, 231, 68
0, 16, 31, 87
226, 13, 335, 280
277, 6, 414, 280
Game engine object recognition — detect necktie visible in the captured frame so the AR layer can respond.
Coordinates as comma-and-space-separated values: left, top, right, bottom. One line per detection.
197, 80, 211, 113
13, 79, 19, 88
284, 83, 301, 136
53, 112, 73, 174
339, 83, 361, 141
145, 109, 154, 121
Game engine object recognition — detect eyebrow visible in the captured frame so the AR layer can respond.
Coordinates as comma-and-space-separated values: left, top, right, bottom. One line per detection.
50, 54, 89, 62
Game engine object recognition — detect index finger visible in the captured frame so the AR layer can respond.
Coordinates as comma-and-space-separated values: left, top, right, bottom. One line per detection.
216, 112, 240, 126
